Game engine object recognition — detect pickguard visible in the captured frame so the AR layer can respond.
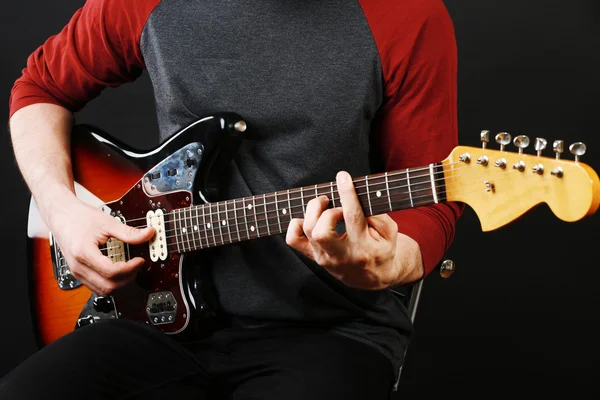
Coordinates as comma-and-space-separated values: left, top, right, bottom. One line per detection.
68, 143, 204, 333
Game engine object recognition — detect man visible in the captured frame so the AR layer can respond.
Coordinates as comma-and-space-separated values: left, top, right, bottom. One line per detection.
1, 0, 462, 398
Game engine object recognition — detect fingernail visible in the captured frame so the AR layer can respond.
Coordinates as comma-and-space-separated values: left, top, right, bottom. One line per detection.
337, 171, 350, 184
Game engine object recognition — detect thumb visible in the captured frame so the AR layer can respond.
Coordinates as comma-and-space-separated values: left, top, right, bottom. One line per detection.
109, 222, 155, 244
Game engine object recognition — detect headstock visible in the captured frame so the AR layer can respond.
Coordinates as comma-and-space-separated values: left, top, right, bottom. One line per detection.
443, 131, 600, 231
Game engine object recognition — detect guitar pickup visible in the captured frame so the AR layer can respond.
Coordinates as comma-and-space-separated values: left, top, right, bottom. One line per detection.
146, 209, 168, 262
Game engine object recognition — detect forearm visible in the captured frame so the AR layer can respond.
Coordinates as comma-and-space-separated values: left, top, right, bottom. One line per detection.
391, 233, 424, 286
9, 103, 78, 226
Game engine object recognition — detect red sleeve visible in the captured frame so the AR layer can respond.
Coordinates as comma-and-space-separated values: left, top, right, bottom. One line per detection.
360, 0, 465, 278
8, 0, 162, 118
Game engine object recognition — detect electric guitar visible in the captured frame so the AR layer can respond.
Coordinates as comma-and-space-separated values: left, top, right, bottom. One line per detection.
26, 112, 600, 347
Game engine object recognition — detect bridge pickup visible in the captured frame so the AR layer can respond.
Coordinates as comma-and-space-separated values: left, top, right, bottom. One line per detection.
146, 209, 167, 262
107, 216, 127, 263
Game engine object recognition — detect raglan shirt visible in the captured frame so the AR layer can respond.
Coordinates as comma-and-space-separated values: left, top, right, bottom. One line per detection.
9, 0, 463, 380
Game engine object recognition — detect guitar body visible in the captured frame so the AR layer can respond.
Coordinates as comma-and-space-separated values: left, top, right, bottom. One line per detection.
27, 113, 247, 347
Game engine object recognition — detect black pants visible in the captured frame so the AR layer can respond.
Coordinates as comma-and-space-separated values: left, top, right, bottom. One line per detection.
0, 319, 394, 399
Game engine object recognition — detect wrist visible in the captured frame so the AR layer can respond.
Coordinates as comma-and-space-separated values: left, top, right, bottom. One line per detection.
391, 233, 424, 286
37, 185, 78, 228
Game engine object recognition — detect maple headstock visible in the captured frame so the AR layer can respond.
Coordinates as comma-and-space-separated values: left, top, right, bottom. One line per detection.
442, 131, 600, 231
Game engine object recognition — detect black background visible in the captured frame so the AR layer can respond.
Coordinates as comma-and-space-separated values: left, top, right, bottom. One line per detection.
1, 0, 599, 397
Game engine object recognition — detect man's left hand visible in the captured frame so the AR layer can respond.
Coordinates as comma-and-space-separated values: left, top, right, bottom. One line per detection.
286, 171, 419, 290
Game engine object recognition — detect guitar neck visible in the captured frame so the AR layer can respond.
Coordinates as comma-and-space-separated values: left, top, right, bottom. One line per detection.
169, 163, 447, 253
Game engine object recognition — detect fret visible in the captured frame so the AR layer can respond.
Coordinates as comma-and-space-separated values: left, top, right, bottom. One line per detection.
181, 208, 190, 253
233, 199, 241, 242
188, 207, 199, 251
263, 194, 271, 236
182, 208, 193, 251
173, 209, 182, 253
193, 207, 203, 249
252, 196, 260, 237
286, 189, 293, 222
385, 172, 392, 212
406, 169, 414, 207
201, 204, 211, 248
289, 189, 304, 219
370, 173, 390, 216
216, 202, 225, 245
208, 203, 217, 247
187, 208, 195, 250
330, 182, 336, 208
429, 164, 439, 204
316, 183, 330, 201
223, 201, 232, 243
274, 192, 283, 233
314, 184, 319, 201
255, 195, 268, 236
242, 197, 252, 239
300, 187, 306, 216
365, 176, 373, 216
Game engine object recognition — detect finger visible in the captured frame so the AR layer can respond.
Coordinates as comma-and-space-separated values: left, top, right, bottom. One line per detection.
285, 218, 312, 258
105, 221, 155, 245
69, 258, 132, 296
302, 196, 329, 239
336, 171, 368, 240
366, 214, 399, 241
84, 246, 145, 282
311, 207, 346, 256
83, 267, 135, 296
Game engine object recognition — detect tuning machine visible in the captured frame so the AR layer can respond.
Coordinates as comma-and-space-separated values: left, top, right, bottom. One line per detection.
495, 132, 511, 151
534, 138, 547, 156
513, 135, 530, 154
553, 140, 564, 160
569, 142, 586, 162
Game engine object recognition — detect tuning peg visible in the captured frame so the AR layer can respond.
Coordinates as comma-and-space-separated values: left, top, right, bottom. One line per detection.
495, 132, 511, 151
569, 142, 587, 162
513, 135, 530, 155
553, 140, 564, 160
480, 130, 490, 149
534, 138, 547, 157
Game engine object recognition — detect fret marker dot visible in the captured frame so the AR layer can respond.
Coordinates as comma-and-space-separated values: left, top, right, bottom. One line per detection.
206, 223, 211, 228
222, 220, 226, 226
250, 226, 255, 232
282, 208, 287, 215
376, 191, 382, 198
248, 204, 253, 210
194, 226, 198, 231
182, 228, 187, 233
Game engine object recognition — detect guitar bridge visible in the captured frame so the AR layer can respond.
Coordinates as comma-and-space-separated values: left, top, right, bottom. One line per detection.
49, 232, 82, 290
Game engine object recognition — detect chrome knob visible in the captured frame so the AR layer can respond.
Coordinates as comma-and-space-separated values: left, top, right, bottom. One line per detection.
495, 132, 512, 151
534, 138, 547, 157
439, 259, 456, 279
234, 120, 247, 133
553, 140, 564, 160
480, 130, 490, 149
513, 135, 530, 155
569, 142, 586, 162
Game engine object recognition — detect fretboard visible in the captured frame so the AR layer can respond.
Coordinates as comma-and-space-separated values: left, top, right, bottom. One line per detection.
169, 163, 447, 253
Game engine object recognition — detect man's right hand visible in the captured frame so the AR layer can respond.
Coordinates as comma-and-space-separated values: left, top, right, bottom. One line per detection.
48, 195, 155, 296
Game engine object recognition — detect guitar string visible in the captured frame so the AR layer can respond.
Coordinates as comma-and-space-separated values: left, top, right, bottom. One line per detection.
106, 160, 469, 226
138, 162, 522, 236
100, 164, 480, 245
62, 171, 462, 261
96, 167, 532, 256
